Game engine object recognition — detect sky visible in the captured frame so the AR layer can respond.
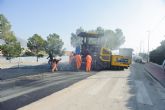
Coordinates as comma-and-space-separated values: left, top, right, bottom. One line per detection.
0, 0, 165, 53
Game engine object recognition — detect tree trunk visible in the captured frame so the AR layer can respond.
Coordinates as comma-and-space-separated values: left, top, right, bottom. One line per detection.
36, 50, 38, 62
37, 56, 38, 62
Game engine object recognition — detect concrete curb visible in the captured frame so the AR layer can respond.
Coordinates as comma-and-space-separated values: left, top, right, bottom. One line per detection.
144, 65, 165, 88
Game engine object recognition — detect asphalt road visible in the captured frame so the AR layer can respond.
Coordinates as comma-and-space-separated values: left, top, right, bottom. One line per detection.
0, 72, 95, 110
131, 63, 165, 110
18, 63, 165, 110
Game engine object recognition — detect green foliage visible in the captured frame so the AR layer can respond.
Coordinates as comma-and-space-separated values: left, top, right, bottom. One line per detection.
27, 34, 46, 61
70, 27, 125, 50
37, 54, 44, 58
46, 33, 64, 57
0, 14, 16, 43
27, 34, 46, 55
3, 32, 17, 44
96, 28, 125, 49
23, 50, 35, 56
26, 33, 64, 60
70, 27, 84, 47
0, 14, 11, 37
1, 42, 21, 58
0, 14, 22, 59
150, 40, 165, 65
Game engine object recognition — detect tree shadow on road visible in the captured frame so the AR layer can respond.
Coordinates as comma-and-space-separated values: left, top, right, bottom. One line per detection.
0, 63, 51, 80
0, 62, 81, 80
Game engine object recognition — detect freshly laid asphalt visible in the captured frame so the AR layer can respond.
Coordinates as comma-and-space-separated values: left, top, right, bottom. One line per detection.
0, 63, 95, 110
19, 63, 165, 110
1, 62, 165, 110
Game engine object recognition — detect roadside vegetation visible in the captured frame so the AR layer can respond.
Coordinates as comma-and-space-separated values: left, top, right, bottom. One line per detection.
70, 27, 125, 50
0, 14, 64, 62
0, 14, 127, 63
3, 12, 165, 65
0, 14, 22, 60
150, 40, 165, 65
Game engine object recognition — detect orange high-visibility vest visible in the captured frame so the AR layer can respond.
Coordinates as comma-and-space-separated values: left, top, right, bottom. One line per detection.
86, 55, 92, 71
75, 54, 82, 69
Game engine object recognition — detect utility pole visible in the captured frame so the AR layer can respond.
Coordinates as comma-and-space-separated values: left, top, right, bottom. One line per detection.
147, 31, 150, 63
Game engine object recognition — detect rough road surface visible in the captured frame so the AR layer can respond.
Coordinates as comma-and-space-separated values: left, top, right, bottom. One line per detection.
0, 72, 94, 110
19, 63, 165, 110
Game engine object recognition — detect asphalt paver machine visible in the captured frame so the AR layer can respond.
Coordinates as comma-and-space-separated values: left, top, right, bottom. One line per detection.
77, 32, 130, 70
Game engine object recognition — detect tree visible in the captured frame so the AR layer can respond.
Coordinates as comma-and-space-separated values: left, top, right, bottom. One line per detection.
150, 40, 165, 65
114, 29, 125, 49
0, 14, 16, 43
70, 27, 84, 47
0, 14, 11, 38
27, 34, 46, 62
96, 27, 104, 34
0, 14, 22, 59
101, 30, 116, 49
45, 33, 64, 57
1, 42, 21, 58
98, 28, 125, 49
70, 27, 125, 50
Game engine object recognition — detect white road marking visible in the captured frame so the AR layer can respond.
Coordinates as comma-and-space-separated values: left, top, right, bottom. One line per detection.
135, 80, 153, 105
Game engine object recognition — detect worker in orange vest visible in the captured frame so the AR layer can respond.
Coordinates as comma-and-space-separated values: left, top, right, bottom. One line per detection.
86, 54, 92, 72
75, 54, 82, 71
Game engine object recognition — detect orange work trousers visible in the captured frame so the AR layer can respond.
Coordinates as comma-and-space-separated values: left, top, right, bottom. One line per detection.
86, 61, 92, 72
75, 54, 82, 70
86, 55, 92, 72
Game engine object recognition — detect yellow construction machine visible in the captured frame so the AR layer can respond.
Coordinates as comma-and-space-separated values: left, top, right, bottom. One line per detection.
77, 32, 132, 70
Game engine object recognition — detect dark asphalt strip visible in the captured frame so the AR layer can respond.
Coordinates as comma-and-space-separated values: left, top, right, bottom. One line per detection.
0, 73, 92, 99
0, 73, 94, 110
0, 72, 86, 90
